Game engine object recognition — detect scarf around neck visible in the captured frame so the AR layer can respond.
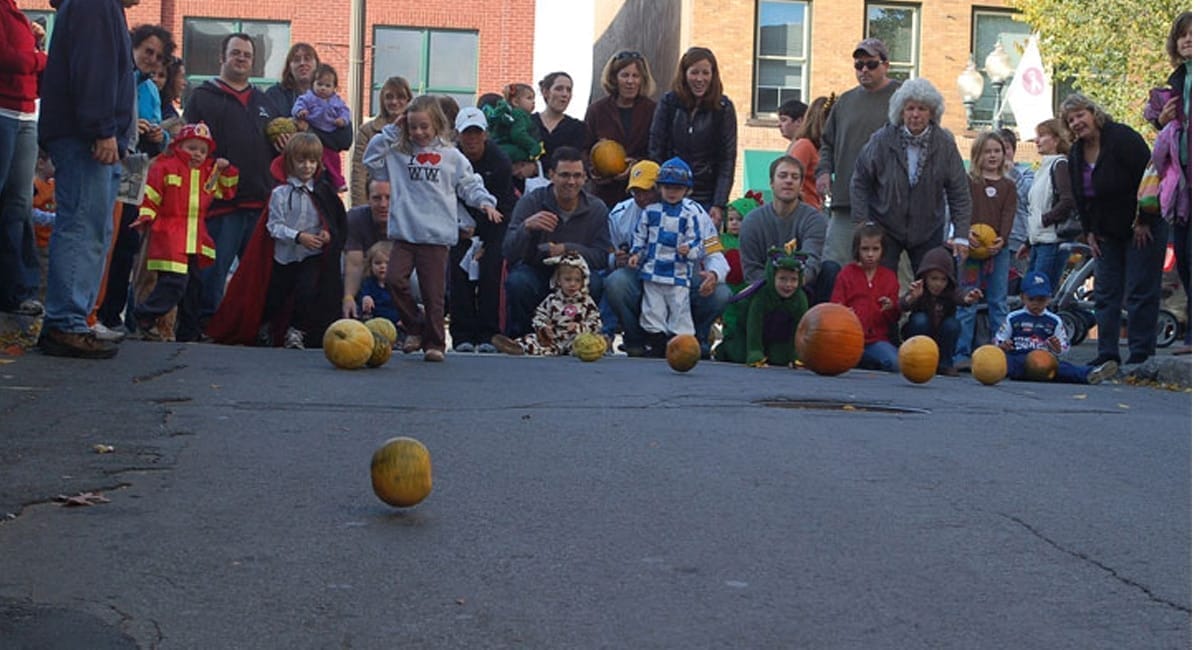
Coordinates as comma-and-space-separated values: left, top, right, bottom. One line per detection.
899, 125, 933, 187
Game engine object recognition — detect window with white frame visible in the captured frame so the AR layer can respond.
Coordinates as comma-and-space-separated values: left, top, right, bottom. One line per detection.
755, 0, 810, 116
867, 3, 920, 81
182, 18, 290, 87
970, 9, 1030, 127
372, 27, 478, 112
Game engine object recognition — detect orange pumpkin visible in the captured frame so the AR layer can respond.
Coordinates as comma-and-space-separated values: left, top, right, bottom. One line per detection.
898, 335, 939, 383
1024, 349, 1059, 381
590, 139, 628, 178
666, 334, 701, 372
971, 344, 1008, 385
794, 303, 864, 376
323, 319, 375, 369
969, 223, 998, 260
370, 437, 433, 507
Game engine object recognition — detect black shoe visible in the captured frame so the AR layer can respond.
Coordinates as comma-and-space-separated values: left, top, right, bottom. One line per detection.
39, 328, 119, 359
1086, 356, 1119, 367
1125, 355, 1149, 365
645, 333, 668, 358
620, 341, 647, 358
936, 365, 960, 377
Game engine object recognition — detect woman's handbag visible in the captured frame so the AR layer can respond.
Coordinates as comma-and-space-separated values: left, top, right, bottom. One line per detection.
1137, 162, 1162, 216
1049, 159, 1083, 240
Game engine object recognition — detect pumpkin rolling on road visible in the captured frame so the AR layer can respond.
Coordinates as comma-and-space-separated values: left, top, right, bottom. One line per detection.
971, 344, 1007, 385
793, 303, 864, 376
371, 437, 433, 507
898, 335, 938, 384
572, 332, 607, 362
323, 319, 375, 369
666, 334, 701, 372
364, 317, 398, 347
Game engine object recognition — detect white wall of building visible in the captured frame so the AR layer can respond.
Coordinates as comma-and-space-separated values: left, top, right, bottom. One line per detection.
533, 0, 595, 119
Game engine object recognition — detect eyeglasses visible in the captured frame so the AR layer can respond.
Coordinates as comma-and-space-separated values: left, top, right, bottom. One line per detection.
614, 51, 643, 61
854, 60, 883, 71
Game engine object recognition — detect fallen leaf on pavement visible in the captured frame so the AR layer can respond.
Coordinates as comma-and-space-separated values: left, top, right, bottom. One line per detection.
92, 444, 115, 454
55, 492, 111, 507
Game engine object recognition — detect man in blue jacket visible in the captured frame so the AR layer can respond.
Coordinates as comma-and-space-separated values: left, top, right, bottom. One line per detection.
37, 0, 138, 358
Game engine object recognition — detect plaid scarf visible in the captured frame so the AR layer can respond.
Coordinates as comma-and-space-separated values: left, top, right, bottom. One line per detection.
899, 125, 933, 187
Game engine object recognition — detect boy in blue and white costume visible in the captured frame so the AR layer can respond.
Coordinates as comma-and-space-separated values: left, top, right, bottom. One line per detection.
627, 157, 704, 356
995, 271, 1119, 384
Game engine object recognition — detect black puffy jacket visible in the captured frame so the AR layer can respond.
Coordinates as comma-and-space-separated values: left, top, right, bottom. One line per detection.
647, 91, 738, 209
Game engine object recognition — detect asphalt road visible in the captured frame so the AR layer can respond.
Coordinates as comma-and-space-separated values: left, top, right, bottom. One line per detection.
0, 341, 1191, 649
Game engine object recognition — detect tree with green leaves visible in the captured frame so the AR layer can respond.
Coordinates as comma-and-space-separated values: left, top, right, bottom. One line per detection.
1010, 0, 1189, 138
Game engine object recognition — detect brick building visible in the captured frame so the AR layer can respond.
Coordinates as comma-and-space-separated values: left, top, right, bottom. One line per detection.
18, 0, 537, 122
592, 0, 1044, 195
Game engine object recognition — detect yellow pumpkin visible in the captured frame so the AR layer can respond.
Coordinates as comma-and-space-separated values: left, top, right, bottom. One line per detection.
370, 437, 433, 507
590, 139, 628, 178
969, 223, 998, 260
898, 335, 939, 384
366, 332, 393, 368
265, 116, 297, 140
572, 332, 607, 362
971, 344, 1008, 385
794, 303, 864, 376
323, 318, 375, 369
1024, 349, 1059, 381
666, 334, 701, 372
364, 317, 398, 346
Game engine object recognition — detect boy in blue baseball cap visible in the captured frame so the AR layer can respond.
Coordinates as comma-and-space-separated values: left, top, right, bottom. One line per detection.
626, 157, 706, 356
994, 271, 1119, 384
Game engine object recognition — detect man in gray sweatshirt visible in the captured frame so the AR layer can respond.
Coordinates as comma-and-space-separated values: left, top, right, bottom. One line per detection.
815, 38, 901, 268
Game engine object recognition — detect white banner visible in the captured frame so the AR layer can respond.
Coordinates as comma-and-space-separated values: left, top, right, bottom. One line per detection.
1003, 35, 1054, 141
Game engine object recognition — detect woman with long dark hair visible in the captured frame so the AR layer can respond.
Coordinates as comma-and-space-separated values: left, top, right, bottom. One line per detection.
648, 46, 737, 228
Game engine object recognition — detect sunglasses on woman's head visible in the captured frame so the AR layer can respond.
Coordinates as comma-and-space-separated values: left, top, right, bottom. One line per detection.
854, 60, 883, 71
615, 51, 643, 61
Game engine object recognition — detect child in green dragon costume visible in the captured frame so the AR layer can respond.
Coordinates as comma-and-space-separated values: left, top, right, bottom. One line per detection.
713, 245, 809, 366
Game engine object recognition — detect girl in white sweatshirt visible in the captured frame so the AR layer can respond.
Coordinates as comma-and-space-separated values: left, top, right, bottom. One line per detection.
363, 95, 501, 361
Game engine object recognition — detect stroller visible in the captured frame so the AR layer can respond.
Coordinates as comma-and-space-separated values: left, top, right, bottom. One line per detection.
1050, 242, 1185, 347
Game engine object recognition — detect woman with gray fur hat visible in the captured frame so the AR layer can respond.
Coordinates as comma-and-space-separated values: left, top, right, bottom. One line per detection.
849, 77, 972, 279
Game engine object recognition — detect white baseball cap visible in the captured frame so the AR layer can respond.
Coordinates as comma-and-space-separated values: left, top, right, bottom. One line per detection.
455, 107, 488, 133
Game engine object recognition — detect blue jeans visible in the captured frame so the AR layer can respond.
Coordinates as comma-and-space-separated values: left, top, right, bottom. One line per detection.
955, 251, 1011, 361
1094, 221, 1168, 361
43, 137, 120, 333
1028, 243, 1068, 292
505, 261, 605, 337
0, 115, 40, 311
859, 340, 899, 371
902, 311, 961, 368
603, 266, 732, 351
200, 208, 260, 321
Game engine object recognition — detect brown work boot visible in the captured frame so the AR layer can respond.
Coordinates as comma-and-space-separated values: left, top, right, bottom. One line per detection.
39, 328, 119, 359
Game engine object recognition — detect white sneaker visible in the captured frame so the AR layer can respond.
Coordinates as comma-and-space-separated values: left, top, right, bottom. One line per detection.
92, 322, 127, 342
1087, 359, 1119, 384
454, 342, 476, 353
476, 342, 498, 354
284, 327, 305, 350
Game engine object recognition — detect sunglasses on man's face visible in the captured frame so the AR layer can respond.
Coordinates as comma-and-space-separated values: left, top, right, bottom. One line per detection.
854, 60, 883, 71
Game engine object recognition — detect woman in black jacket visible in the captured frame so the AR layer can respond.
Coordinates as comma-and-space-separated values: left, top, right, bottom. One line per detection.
1063, 93, 1164, 366
648, 47, 737, 228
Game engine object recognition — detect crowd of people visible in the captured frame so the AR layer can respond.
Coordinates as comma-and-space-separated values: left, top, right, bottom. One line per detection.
0, 0, 1188, 380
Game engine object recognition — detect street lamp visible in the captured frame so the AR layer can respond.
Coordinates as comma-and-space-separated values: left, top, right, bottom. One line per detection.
956, 59, 984, 130
984, 41, 1014, 131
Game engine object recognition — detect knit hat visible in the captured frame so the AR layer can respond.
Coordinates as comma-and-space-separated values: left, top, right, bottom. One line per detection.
727, 191, 765, 219
173, 122, 216, 155
544, 251, 591, 293
627, 160, 660, 192
656, 157, 693, 187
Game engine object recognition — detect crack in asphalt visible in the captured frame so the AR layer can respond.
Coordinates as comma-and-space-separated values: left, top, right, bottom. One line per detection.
131, 365, 188, 384
1002, 513, 1190, 614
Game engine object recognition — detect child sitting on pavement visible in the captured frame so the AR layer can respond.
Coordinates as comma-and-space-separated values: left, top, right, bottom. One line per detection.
898, 246, 982, 376
831, 222, 900, 371
491, 252, 602, 356
995, 271, 1119, 384
357, 240, 401, 328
